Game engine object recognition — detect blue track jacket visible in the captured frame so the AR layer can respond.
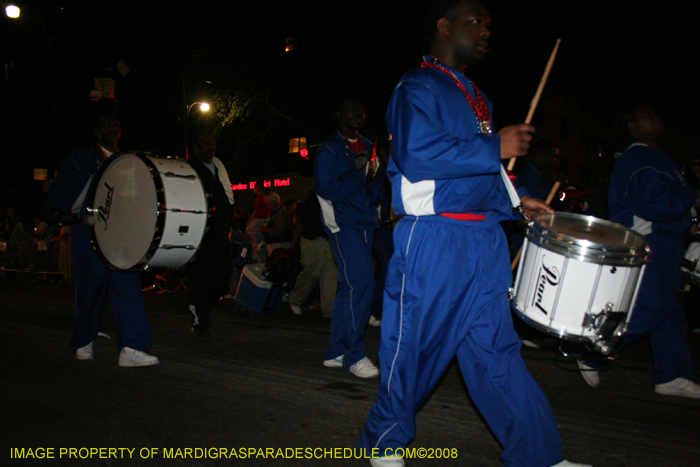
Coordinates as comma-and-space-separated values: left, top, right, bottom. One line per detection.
386, 57, 520, 222
48, 146, 104, 218
314, 131, 382, 233
609, 142, 695, 236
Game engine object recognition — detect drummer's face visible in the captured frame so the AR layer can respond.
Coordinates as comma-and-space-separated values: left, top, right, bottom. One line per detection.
442, 0, 491, 67
337, 100, 366, 132
96, 117, 121, 147
629, 106, 664, 143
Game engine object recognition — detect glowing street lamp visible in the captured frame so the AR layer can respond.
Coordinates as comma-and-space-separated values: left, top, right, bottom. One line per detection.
187, 101, 210, 113
5, 4, 20, 18
5, 2, 57, 174
4, 2, 52, 76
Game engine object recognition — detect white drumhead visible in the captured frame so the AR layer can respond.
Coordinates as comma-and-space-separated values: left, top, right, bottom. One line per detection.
91, 153, 158, 270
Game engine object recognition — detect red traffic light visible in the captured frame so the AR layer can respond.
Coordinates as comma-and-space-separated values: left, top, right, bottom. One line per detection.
300, 148, 309, 159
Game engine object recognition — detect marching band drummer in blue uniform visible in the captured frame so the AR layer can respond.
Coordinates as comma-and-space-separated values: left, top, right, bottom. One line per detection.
576, 104, 700, 398
358, 1, 591, 466
48, 116, 158, 367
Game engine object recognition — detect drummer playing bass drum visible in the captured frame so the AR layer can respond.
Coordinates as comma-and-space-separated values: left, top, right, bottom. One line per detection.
576, 103, 700, 399
48, 115, 159, 367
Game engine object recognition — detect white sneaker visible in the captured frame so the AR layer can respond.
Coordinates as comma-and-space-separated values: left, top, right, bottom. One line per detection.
349, 357, 379, 378
520, 339, 540, 349
189, 304, 199, 326
370, 456, 405, 467
323, 355, 343, 368
551, 461, 593, 467
368, 315, 381, 327
655, 377, 700, 399
290, 304, 302, 315
118, 347, 160, 367
75, 342, 94, 360
576, 360, 600, 388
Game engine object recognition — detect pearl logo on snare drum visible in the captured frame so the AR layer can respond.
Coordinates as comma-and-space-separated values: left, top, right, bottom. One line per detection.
532, 257, 560, 316
97, 181, 115, 231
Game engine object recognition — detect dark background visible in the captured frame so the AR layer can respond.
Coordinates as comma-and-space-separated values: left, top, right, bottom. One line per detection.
2, 0, 699, 218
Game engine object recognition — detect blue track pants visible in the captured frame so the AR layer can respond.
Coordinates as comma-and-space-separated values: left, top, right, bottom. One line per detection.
70, 223, 152, 352
617, 233, 694, 384
359, 216, 563, 467
325, 228, 375, 368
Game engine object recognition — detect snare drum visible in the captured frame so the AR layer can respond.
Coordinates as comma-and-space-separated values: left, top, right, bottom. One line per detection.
87, 152, 208, 271
510, 212, 649, 354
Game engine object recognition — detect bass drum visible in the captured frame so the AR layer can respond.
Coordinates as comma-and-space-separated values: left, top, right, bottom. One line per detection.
510, 212, 649, 354
87, 152, 208, 271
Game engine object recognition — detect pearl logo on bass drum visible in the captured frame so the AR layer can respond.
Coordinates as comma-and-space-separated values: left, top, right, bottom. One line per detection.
96, 181, 115, 231
532, 255, 560, 316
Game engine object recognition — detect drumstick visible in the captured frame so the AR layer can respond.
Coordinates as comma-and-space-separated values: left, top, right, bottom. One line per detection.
510, 181, 561, 270
507, 39, 561, 173
544, 181, 561, 206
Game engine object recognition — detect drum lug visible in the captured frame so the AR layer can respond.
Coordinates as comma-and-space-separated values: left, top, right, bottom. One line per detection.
612, 320, 627, 339
582, 303, 625, 356
582, 303, 613, 329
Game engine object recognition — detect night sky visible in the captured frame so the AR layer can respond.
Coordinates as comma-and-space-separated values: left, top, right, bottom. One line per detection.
2, 0, 699, 217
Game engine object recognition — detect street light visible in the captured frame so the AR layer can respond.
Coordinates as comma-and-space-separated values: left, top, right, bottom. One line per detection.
4, 2, 57, 182
4, 2, 52, 79
187, 102, 210, 113
5, 4, 20, 18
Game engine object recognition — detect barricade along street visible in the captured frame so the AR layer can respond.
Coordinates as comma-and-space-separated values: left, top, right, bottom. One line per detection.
0, 239, 73, 280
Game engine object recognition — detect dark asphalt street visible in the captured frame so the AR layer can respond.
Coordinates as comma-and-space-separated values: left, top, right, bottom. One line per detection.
1, 277, 699, 467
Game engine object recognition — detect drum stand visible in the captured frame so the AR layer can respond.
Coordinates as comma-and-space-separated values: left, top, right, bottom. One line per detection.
154, 267, 187, 293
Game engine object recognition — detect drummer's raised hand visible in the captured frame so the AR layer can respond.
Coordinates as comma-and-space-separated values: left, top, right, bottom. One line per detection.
498, 124, 535, 159
521, 195, 554, 218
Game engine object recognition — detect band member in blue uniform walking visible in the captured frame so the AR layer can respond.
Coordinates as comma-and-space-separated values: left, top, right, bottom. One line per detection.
358, 1, 591, 466
315, 97, 386, 379
576, 103, 700, 398
48, 116, 158, 367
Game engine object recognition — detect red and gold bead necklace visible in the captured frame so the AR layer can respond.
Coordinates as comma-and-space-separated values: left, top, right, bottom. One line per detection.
421, 56, 492, 134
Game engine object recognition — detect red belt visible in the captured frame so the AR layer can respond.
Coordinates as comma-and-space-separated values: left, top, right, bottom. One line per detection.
440, 212, 486, 221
